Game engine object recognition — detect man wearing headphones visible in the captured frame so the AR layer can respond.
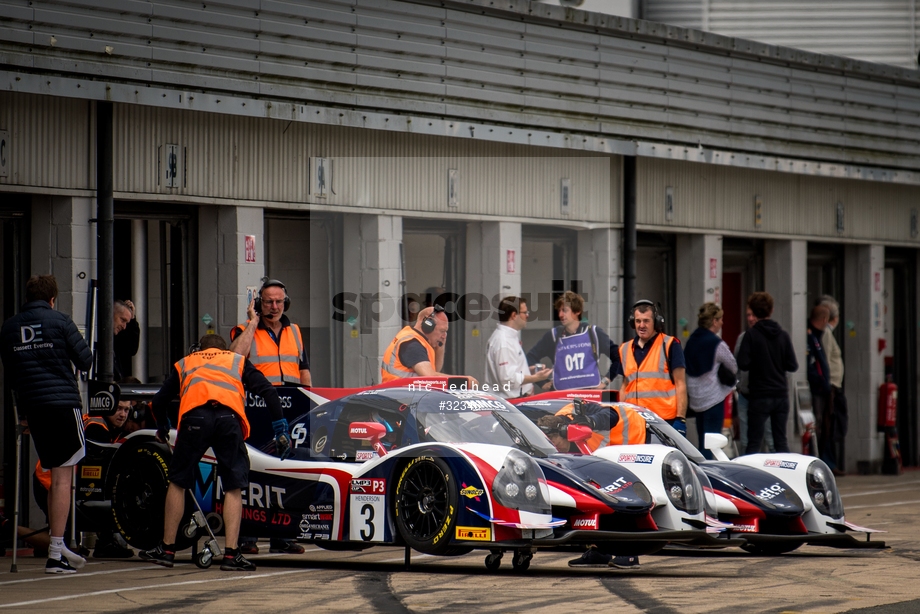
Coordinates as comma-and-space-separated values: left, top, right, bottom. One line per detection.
381, 305, 464, 382
618, 300, 689, 436
229, 279, 311, 387
229, 279, 309, 555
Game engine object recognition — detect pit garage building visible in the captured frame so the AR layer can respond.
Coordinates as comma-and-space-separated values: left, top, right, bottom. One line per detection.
2, 0, 920, 479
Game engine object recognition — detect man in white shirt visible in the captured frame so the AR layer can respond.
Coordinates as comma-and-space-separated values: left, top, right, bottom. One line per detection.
485, 297, 552, 398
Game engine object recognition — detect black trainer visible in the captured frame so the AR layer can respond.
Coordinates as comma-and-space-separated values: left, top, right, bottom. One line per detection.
567, 546, 613, 568
45, 555, 77, 575
139, 543, 175, 568
220, 548, 256, 571
610, 555, 640, 569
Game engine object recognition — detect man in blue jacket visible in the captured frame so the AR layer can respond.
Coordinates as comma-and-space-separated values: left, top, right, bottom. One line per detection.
1, 275, 94, 574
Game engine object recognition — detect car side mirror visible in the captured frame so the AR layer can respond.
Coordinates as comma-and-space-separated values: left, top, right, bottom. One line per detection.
349, 422, 388, 457
703, 432, 731, 462
567, 424, 594, 454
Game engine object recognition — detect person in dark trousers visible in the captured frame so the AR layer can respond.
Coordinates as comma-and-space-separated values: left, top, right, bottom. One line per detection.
112, 299, 139, 380
140, 334, 291, 571
806, 303, 833, 464
820, 295, 847, 475
684, 302, 737, 460
0, 275, 94, 574
230, 279, 309, 554
736, 292, 799, 454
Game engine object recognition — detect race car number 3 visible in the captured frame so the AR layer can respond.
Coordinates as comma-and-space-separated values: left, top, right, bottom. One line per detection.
349, 479, 386, 542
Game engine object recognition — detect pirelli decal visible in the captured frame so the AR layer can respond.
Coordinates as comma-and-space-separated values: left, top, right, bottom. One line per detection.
81, 466, 102, 480
455, 526, 491, 541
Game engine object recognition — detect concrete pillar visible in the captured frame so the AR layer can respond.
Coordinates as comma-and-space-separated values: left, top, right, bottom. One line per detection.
131, 219, 148, 381
675, 234, 723, 341
341, 214, 403, 387
30, 195, 96, 328
576, 228, 621, 379
203, 206, 264, 339
764, 239, 808, 445
465, 222, 522, 381
843, 244, 885, 473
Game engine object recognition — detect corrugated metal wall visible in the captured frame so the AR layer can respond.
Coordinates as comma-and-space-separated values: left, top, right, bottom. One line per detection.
0, 92, 91, 190
115, 102, 618, 223
638, 157, 920, 243
2, 0, 920, 173
645, 0, 919, 70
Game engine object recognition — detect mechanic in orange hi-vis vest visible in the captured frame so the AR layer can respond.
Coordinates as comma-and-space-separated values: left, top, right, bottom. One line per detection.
381, 305, 469, 384
617, 300, 688, 436
230, 279, 310, 387
555, 400, 649, 451
140, 334, 290, 572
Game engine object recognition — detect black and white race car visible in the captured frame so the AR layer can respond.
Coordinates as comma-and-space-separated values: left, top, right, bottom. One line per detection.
100, 378, 735, 571
513, 390, 886, 555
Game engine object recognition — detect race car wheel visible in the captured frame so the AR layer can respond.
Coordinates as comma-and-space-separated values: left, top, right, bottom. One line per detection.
394, 456, 459, 556
741, 542, 802, 556
511, 550, 532, 572
485, 551, 503, 571
107, 440, 195, 551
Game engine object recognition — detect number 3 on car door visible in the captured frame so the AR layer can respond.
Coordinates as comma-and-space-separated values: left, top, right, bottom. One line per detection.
349, 479, 386, 542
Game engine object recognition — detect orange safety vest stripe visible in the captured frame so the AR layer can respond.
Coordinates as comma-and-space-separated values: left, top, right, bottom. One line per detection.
82, 415, 109, 429
176, 349, 249, 439
243, 321, 303, 385
35, 460, 51, 490
556, 403, 647, 451
380, 326, 435, 383
618, 335, 678, 420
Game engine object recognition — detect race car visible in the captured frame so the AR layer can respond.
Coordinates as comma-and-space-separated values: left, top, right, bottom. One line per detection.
513, 390, 886, 555
104, 379, 731, 571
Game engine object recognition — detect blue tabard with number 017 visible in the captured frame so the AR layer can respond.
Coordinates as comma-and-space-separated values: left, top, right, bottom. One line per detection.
552, 327, 600, 390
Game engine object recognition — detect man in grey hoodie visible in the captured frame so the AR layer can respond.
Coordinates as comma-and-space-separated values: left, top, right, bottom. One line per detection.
736, 292, 799, 454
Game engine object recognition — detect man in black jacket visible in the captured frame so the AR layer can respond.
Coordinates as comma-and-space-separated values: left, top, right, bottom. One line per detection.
737, 292, 799, 454
1, 275, 94, 574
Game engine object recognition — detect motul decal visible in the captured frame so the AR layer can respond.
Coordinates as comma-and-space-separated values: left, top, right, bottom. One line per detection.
570, 514, 599, 529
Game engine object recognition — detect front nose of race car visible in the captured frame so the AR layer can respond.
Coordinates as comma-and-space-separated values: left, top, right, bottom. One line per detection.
482, 449, 561, 531
535, 454, 655, 531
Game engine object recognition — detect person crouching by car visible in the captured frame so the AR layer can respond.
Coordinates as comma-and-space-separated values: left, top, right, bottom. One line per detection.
536, 415, 580, 453
140, 334, 292, 572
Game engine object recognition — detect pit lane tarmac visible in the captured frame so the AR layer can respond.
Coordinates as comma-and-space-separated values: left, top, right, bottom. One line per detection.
2, 473, 919, 614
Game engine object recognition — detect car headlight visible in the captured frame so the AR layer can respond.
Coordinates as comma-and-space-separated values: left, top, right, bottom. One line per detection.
807, 459, 843, 519
661, 451, 704, 514
491, 449, 550, 514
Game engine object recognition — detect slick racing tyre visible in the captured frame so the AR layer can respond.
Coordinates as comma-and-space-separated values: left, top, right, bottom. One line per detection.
107, 440, 195, 551
394, 456, 459, 556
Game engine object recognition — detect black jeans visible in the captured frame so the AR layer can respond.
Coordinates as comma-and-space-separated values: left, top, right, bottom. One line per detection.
745, 396, 790, 454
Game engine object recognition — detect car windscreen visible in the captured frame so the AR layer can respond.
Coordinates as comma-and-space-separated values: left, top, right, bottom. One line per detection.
416, 392, 557, 457
640, 411, 707, 463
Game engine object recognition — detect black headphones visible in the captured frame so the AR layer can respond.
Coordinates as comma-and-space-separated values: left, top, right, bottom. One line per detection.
254, 279, 291, 313
628, 299, 665, 332
420, 304, 445, 334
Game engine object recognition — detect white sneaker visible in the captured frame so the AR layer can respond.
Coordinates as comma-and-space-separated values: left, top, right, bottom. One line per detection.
62, 546, 86, 569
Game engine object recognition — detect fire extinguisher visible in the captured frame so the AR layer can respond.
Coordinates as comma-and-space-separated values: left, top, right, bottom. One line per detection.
879, 375, 902, 475
878, 375, 898, 430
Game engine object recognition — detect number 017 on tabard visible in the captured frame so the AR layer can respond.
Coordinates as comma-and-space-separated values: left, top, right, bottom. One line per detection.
349, 479, 386, 542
